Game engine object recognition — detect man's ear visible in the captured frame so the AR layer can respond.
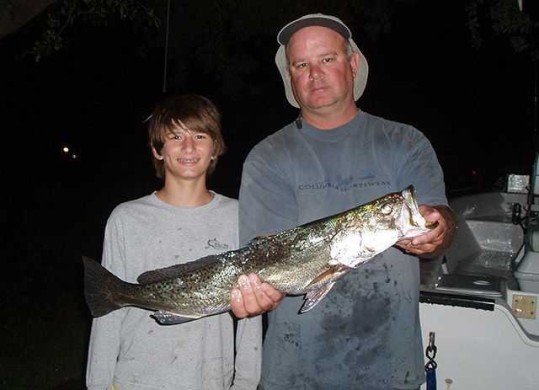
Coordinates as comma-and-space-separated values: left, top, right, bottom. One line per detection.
152, 146, 164, 160
350, 51, 360, 79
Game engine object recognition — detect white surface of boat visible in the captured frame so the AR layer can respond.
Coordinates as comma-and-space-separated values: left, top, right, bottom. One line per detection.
418, 177, 539, 389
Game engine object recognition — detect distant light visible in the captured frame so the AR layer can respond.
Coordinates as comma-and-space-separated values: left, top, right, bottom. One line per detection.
71, 154, 78, 160
63, 146, 70, 153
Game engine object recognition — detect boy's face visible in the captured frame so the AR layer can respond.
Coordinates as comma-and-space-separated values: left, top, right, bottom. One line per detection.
155, 125, 215, 182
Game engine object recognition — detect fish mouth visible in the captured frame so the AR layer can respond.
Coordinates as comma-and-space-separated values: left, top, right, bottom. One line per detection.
400, 186, 438, 236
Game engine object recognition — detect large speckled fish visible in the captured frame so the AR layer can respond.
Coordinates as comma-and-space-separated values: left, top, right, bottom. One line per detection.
83, 185, 435, 325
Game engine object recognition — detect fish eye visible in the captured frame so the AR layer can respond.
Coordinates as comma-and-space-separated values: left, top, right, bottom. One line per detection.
380, 203, 394, 215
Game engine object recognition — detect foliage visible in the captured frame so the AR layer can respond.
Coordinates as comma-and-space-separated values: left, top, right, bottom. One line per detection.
29, 0, 161, 62
0, 0, 14, 14
25, 0, 538, 63
466, 0, 538, 61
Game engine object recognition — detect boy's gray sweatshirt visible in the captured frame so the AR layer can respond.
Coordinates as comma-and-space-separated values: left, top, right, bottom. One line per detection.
86, 192, 261, 390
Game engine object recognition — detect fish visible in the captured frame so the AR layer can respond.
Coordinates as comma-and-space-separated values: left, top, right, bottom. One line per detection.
83, 185, 435, 325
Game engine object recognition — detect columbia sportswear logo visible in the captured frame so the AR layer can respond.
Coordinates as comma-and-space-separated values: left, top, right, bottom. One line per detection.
298, 175, 390, 192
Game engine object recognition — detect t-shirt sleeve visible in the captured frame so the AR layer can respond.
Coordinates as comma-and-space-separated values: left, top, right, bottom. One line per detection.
85, 215, 126, 389
391, 125, 448, 207
231, 316, 262, 389
239, 143, 298, 246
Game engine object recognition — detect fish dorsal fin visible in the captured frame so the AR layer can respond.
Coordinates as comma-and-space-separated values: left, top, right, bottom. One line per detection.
137, 254, 219, 284
299, 282, 336, 313
246, 231, 279, 245
246, 236, 265, 245
247, 225, 302, 245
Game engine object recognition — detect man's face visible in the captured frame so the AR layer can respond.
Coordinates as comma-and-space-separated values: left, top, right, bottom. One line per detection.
286, 26, 359, 113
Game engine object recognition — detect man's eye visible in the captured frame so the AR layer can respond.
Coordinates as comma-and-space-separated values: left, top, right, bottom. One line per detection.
322, 57, 334, 64
295, 62, 307, 69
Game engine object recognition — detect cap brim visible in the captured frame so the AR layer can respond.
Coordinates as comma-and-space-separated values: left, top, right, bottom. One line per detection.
278, 17, 351, 45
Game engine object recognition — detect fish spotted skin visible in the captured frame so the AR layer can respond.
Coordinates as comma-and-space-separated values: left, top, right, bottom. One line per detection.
83, 185, 432, 325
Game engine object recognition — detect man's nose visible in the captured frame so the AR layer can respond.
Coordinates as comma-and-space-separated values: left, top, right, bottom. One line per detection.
309, 65, 324, 81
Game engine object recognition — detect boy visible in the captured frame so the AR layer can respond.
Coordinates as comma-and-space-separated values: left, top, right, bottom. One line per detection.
86, 94, 261, 390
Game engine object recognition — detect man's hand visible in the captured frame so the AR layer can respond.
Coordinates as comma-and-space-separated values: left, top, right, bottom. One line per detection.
231, 274, 285, 318
396, 204, 457, 257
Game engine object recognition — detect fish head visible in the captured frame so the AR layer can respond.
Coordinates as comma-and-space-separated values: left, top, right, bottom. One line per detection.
330, 185, 435, 268
372, 185, 434, 239
353, 185, 431, 238
398, 185, 436, 238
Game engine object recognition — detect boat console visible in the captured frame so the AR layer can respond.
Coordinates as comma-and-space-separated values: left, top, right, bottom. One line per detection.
418, 166, 539, 389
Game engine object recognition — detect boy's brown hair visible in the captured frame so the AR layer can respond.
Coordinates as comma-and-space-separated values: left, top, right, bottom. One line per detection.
148, 94, 226, 179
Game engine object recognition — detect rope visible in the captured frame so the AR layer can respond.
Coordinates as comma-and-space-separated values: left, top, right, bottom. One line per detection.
425, 331, 437, 390
162, 0, 171, 93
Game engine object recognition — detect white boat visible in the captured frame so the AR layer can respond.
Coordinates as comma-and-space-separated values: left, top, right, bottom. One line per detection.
419, 167, 539, 389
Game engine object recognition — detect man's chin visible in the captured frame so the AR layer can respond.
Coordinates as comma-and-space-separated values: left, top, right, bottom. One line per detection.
305, 99, 337, 111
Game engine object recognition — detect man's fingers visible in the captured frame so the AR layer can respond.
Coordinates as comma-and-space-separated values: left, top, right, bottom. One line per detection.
230, 274, 285, 318
237, 274, 262, 315
247, 274, 281, 312
261, 282, 285, 309
232, 274, 271, 317
396, 239, 412, 250
230, 288, 248, 318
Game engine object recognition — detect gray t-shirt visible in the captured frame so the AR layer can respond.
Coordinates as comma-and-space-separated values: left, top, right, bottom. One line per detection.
86, 192, 262, 390
239, 111, 447, 390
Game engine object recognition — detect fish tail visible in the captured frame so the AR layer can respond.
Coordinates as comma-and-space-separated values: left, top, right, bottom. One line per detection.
82, 256, 125, 317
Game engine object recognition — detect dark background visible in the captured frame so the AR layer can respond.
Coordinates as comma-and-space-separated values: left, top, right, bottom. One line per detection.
0, 0, 537, 388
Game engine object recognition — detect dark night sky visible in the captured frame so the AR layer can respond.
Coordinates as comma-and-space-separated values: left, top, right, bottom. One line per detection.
0, 1, 537, 387
2, 2, 536, 189
0, 2, 536, 259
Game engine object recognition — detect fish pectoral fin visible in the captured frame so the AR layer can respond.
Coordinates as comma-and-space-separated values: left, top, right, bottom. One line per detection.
151, 311, 201, 325
299, 282, 336, 314
306, 266, 349, 288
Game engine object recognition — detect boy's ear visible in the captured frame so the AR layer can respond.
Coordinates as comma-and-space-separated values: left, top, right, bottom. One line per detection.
151, 146, 164, 160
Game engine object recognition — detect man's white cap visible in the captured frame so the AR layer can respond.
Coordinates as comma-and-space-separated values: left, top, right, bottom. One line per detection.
274, 13, 369, 108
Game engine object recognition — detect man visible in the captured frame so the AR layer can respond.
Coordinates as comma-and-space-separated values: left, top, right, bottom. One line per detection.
231, 13, 456, 390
